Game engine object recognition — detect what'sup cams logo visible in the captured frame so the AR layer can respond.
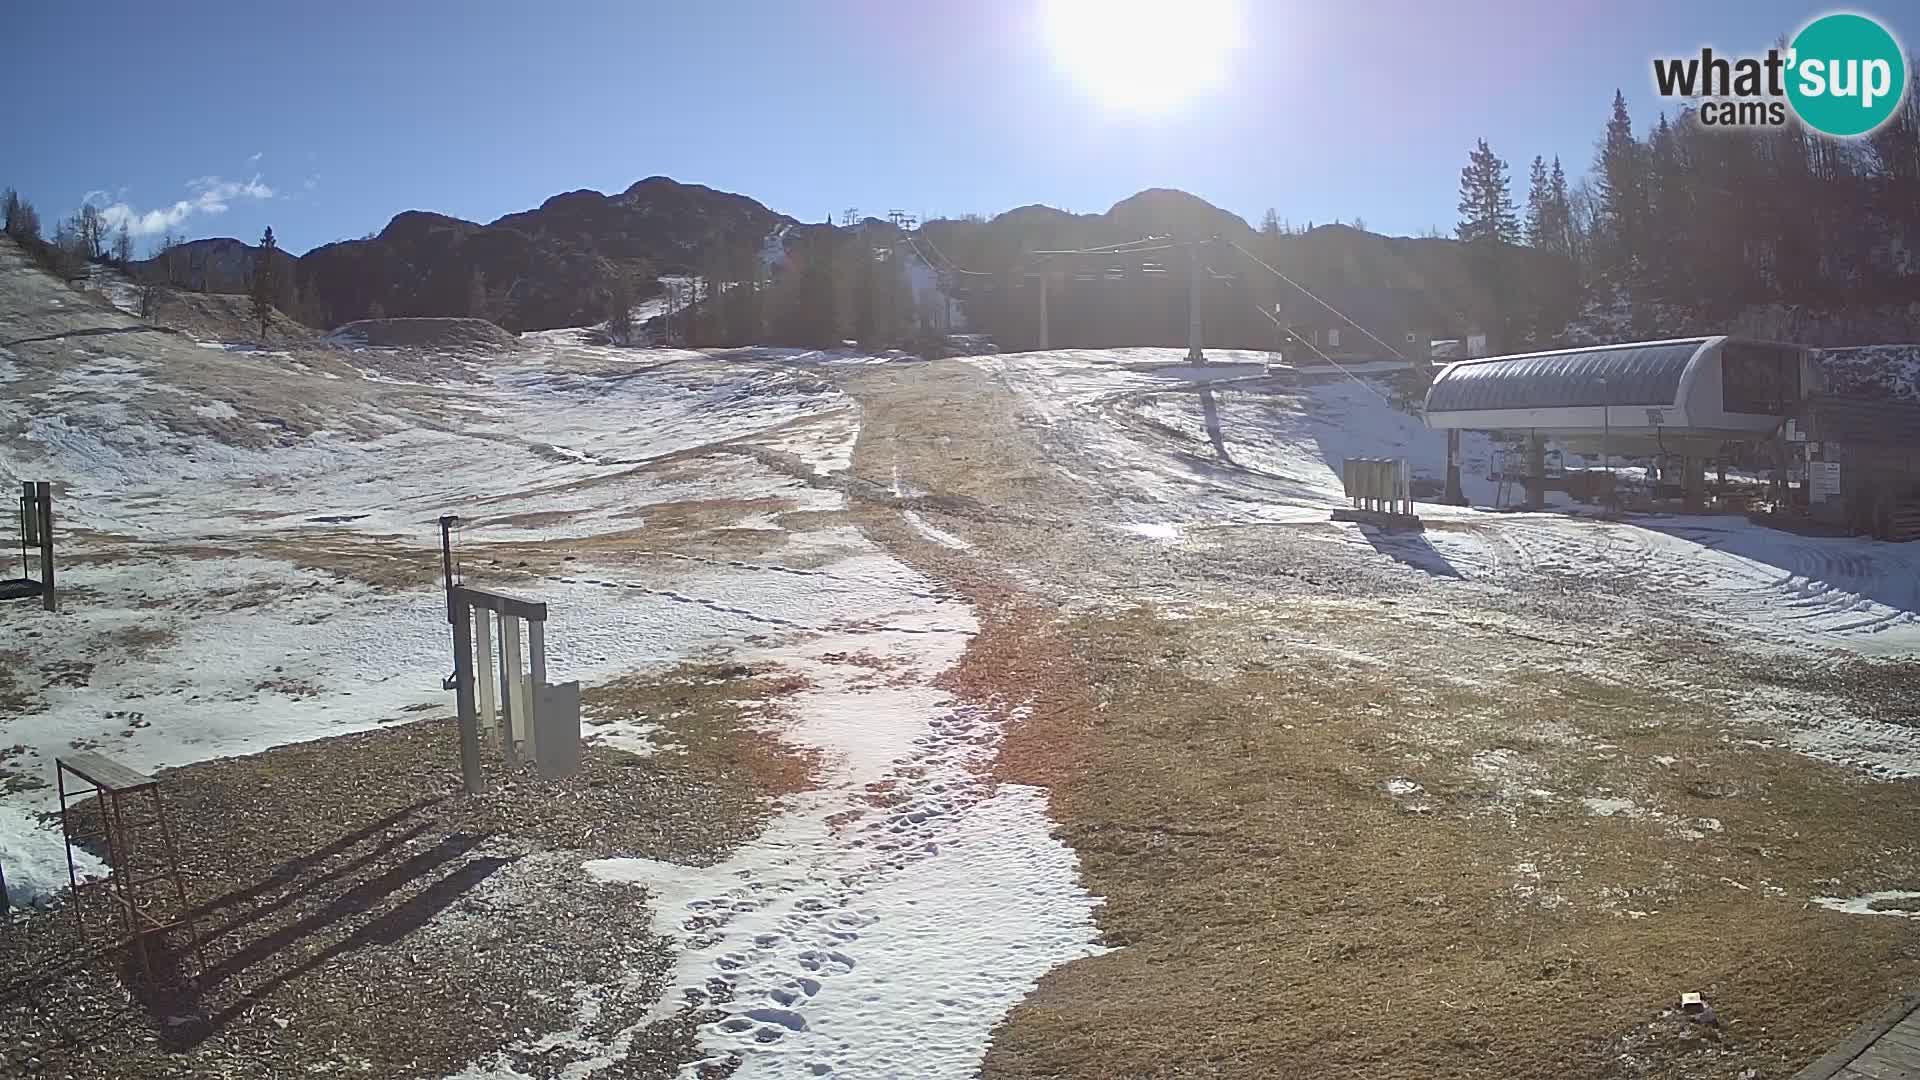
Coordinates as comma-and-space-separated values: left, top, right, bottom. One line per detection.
1653, 12, 1908, 136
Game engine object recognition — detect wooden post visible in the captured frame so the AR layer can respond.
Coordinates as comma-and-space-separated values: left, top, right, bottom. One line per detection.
499, 614, 522, 750
528, 619, 547, 768
528, 620, 547, 693
474, 608, 500, 759
35, 482, 53, 612
450, 601, 484, 795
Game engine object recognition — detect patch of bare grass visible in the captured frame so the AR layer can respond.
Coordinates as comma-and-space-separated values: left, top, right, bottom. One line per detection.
584, 660, 820, 799
981, 604, 1920, 1080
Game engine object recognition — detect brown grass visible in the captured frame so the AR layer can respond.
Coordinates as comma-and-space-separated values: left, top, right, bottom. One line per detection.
978, 604, 1920, 1080
823, 359, 1920, 1079
583, 660, 821, 798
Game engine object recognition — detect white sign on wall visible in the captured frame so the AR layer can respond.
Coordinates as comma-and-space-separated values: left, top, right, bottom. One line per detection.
1809, 461, 1842, 503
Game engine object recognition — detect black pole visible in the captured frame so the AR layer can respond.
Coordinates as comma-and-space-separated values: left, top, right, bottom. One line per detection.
438, 515, 460, 624
35, 483, 53, 613
439, 515, 461, 691
451, 599, 484, 795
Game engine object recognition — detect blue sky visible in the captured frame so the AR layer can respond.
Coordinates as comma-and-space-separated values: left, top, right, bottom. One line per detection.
5, 0, 1912, 255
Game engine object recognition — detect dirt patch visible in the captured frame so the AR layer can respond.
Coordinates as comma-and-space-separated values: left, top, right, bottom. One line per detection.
0, 649, 34, 715
93, 624, 177, 658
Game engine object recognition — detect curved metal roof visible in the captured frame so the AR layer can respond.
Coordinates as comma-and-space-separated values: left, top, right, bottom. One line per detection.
1425, 339, 1712, 413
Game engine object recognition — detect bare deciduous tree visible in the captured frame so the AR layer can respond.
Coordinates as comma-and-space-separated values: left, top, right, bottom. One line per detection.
76, 202, 107, 260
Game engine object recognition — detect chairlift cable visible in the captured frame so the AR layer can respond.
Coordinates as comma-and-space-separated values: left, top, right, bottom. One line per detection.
1227, 239, 1408, 362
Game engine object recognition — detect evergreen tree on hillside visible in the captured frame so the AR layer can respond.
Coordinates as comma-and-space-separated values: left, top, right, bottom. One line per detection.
1594, 90, 1648, 281
3, 189, 40, 242
776, 238, 839, 348
724, 241, 763, 344
851, 237, 878, 347
1644, 113, 1693, 301
1455, 139, 1520, 245
250, 226, 277, 339
1260, 208, 1281, 238
1524, 156, 1551, 247
1545, 157, 1576, 261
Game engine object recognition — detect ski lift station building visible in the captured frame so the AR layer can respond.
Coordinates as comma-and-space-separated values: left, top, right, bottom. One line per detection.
1421, 336, 1814, 456
1423, 336, 1920, 537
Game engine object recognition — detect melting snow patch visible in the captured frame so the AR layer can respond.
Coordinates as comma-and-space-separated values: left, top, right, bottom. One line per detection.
1384, 777, 1424, 797
571, 785, 1102, 1080
1581, 796, 1641, 818
1783, 714, 1920, 779
1812, 891, 1920, 919
1118, 522, 1182, 542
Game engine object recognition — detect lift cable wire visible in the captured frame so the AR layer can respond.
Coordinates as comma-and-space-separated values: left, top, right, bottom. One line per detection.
1226, 238, 1408, 362
1213, 267, 1392, 402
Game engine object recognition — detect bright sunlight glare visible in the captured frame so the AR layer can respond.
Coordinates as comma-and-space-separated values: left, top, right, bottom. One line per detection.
1042, 0, 1245, 112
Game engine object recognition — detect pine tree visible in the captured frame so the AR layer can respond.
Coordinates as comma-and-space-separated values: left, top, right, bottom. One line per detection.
1524, 156, 1551, 247
250, 226, 277, 339
1644, 112, 1692, 301
777, 237, 839, 348
1545, 157, 1575, 260
1594, 89, 1648, 280
112, 222, 133, 264
1455, 139, 1521, 245
1260, 208, 1281, 238
852, 237, 879, 347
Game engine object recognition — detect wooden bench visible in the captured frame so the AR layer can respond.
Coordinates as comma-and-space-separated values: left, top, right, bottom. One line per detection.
56, 751, 156, 794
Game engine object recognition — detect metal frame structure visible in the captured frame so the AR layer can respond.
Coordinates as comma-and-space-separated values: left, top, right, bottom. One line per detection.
55, 752, 203, 981
5, 482, 56, 611
439, 515, 580, 794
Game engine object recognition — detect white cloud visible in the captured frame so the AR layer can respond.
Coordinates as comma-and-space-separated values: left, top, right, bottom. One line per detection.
247, 151, 262, 166
88, 173, 276, 238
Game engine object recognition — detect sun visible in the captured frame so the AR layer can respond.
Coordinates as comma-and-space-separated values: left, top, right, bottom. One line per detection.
1042, 0, 1244, 112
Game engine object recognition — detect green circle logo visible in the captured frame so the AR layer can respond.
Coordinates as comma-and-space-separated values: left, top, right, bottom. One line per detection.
1787, 13, 1908, 137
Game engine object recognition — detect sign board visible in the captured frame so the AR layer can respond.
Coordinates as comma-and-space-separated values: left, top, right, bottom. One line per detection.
1809, 461, 1842, 503
1785, 419, 1806, 442
1644, 408, 1666, 426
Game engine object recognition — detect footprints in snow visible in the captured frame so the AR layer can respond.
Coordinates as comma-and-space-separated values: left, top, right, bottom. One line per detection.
664, 704, 1000, 1062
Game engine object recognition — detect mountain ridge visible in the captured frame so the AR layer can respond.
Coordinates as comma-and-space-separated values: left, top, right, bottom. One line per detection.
132, 177, 1572, 344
